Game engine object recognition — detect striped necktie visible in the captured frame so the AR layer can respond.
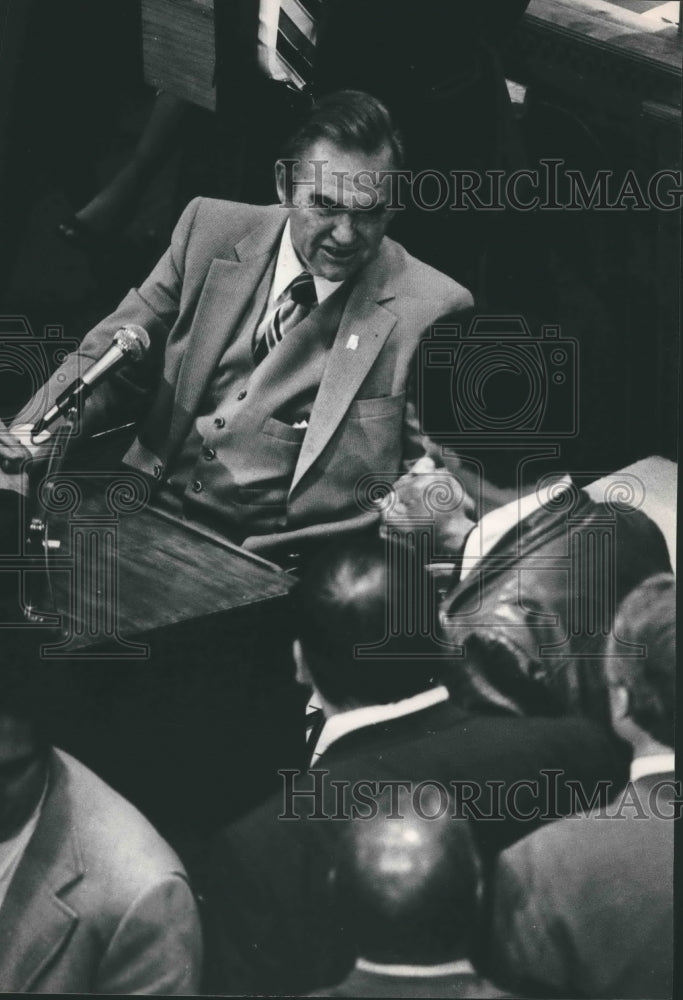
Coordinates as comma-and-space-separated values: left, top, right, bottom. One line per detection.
276, 0, 324, 91
255, 271, 317, 363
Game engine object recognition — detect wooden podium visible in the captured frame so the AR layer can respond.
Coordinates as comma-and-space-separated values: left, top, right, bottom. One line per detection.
22, 469, 304, 842
31, 470, 292, 655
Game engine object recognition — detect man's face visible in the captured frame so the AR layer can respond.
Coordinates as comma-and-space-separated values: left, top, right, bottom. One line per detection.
276, 139, 396, 282
0, 715, 46, 841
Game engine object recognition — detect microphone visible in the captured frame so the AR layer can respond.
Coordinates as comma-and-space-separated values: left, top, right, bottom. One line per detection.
31, 325, 151, 439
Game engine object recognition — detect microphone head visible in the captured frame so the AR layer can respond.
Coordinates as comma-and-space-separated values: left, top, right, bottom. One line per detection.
114, 325, 151, 363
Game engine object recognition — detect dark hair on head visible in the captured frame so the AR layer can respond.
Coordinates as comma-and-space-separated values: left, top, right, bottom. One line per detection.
291, 536, 443, 709
453, 635, 573, 718
281, 89, 405, 168
605, 573, 676, 746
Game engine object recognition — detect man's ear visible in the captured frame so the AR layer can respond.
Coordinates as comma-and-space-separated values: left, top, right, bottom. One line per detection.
293, 639, 312, 687
275, 159, 290, 206
608, 683, 630, 723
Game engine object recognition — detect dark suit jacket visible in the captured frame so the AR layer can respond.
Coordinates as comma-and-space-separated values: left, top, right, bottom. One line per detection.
440, 490, 672, 725
0, 748, 202, 994
205, 698, 629, 995
19, 199, 472, 555
490, 770, 676, 998
310, 964, 514, 998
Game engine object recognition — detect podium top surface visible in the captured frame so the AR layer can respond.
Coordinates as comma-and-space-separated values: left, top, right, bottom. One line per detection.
42, 482, 294, 650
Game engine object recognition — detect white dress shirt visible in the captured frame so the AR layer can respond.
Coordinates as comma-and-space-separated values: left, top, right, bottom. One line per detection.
310, 685, 450, 764
459, 476, 573, 581
355, 957, 477, 979
254, 220, 343, 354
269, 220, 342, 307
630, 752, 675, 782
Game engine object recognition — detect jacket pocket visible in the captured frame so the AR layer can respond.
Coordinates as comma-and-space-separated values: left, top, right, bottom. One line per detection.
261, 416, 308, 443
346, 392, 406, 420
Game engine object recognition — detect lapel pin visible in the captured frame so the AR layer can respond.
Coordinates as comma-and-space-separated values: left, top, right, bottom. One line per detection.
345, 334, 359, 351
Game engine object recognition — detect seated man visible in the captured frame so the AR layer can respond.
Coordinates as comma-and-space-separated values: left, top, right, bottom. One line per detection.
0, 90, 472, 564
490, 573, 677, 999
205, 536, 629, 996
0, 649, 202, 994
311, 792, 511, 998
385, 447, 672, 723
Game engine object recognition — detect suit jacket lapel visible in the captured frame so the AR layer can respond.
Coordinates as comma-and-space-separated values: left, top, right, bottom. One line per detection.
291, 246, 398, 492
0, 752, 84, 993
170, 210, 287, 450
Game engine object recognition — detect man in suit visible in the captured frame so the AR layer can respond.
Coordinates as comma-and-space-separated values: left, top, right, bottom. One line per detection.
310, 791, 511, 998
385, 447, 673, 724
489, 572, 677, 999
0, 90, 472, 564
0, 652, 202, 994
205, 536, 630, 995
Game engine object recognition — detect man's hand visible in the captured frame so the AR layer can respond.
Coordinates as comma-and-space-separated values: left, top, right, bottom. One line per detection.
380, 456, 477, 556
0, 421, 41, 494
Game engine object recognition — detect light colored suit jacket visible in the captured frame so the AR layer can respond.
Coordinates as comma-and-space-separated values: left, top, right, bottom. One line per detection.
22, 199, 472, 552
490, 771, 676, 998
0, 748, 202, 994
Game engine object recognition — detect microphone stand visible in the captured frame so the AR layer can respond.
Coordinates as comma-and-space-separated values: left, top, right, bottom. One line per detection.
23, 406, 80, 625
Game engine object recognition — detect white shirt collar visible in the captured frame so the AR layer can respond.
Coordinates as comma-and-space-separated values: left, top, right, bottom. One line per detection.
630, 752, 675, 782
460, 476, 573, 581
356, 957, 477, 978
271, 220, 344, 306
310, 685, 450, 764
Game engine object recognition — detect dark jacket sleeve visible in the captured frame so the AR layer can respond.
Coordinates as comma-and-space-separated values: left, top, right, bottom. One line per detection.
204, 794, 353, 996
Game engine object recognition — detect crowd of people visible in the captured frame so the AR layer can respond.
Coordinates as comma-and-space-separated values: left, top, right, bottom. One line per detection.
0, 2, 677, 994
0, 526, 675, 995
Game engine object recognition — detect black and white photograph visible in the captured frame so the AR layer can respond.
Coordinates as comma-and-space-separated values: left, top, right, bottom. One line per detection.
0, 1, 679, 996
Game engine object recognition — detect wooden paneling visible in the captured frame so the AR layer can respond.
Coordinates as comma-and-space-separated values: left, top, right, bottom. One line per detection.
38, 484, 292, 653
512, 0, 681, 118
506, 0, 680, 461
142, 0, 216, 110
524, 0, 681, 77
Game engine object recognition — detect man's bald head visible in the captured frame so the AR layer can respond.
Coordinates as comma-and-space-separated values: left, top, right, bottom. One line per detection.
333, 790, 482, 965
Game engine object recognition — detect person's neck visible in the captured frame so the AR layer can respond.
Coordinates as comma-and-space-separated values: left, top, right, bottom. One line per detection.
629, 732, 672, 760
310, 686, 348, 720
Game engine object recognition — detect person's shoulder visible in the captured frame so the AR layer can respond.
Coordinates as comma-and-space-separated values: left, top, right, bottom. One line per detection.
502, 798, 605, 878
189, 197, 279, 227
380, 237, 474, 311
177, 197, 283, 250
452, 709, 596, 743
507, 712, 626, 766
54, 749, 187, 886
